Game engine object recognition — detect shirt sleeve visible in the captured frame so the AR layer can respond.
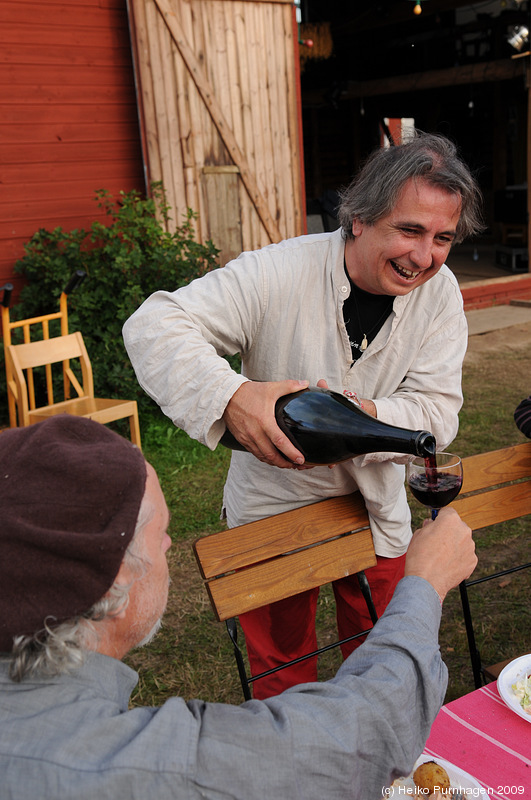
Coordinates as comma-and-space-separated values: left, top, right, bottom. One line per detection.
122, 255, 266, 448
514, 395, 531, 438
370, 281, 467, 459
184, 576, 446, 800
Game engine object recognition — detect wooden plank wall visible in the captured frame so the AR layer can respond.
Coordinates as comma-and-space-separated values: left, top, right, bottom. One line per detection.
0, 0, 145, 297
128, 0, 305, 265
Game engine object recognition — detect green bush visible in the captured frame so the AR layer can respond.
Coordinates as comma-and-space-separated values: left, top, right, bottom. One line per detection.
2, 184, 219, 421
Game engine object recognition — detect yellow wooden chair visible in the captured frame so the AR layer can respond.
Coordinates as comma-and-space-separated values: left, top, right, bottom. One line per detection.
194, 491, 377, 699
1, 272, 86, 428
5, 331, 141, 448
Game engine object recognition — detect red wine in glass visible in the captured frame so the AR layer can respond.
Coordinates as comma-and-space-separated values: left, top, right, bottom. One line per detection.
409, 471, 463, 509
407, 452, 463, 520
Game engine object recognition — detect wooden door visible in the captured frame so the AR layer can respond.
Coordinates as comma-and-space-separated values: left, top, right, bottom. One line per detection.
128, 0, 305, 265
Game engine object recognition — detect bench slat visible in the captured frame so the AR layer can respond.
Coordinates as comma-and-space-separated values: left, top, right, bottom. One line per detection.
460, 443, 531, 494
205, 527, 377, 621
194, 491, 369, 579
450, 481, 531, 530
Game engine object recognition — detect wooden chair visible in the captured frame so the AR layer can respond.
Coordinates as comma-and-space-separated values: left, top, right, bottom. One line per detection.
450, 442, 531, 687
4, 331, 141, 448
1, 272, 86, 428
194, 491, 378, 699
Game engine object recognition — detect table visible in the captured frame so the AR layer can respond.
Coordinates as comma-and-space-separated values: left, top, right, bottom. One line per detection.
423, 682, 530, 799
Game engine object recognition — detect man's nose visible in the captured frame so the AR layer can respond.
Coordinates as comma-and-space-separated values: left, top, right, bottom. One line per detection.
410, 239, 434, 269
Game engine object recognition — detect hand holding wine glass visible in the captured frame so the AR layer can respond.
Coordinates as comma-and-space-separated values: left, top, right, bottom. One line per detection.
404, 507, 477, 602
407, 452, 463, 520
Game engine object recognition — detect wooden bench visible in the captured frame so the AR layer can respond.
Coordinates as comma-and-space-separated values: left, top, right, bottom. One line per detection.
449, 441, 531, 687
194, 490, 377, 699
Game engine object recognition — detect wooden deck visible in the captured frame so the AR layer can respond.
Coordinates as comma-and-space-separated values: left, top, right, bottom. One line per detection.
448, 243, 531, 311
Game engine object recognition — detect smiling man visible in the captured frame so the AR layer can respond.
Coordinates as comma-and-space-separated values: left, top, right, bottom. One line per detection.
123, 130, 483, 699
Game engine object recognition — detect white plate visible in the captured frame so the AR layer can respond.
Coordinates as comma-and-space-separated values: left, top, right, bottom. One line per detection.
388, 753, 485, 797
497, 653, 531, 723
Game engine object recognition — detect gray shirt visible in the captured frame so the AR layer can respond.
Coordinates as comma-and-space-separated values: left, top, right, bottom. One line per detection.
123, 230, 467, 555
0, 577, 446, 799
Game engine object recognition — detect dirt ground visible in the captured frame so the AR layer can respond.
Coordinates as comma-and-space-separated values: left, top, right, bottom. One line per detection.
465, 318, 531, 364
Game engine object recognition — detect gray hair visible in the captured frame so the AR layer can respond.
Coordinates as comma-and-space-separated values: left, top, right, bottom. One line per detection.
337, 130, 484, 244
6, 497, 153, 682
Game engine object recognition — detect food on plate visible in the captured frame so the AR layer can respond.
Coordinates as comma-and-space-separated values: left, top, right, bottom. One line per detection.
413, 760, 451, 794
385, 759, 459, 798
511, 670, 531, 715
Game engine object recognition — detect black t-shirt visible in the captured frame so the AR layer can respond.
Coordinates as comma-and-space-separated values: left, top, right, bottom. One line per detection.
342, 264, 395, 361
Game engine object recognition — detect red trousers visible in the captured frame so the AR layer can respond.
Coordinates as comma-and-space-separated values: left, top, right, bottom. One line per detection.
238, 553, 407, 699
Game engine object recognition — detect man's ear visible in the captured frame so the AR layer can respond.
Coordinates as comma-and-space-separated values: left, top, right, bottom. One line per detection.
106, 599, 129, 620
351, 217, 363, 237
103, 562, 134, 620
113, 554, 137, 588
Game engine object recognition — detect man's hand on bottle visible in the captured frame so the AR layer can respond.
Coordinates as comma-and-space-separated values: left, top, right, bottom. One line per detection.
223, 378, 378, 470
316, 379, 376, 418
223, 379, 311, 469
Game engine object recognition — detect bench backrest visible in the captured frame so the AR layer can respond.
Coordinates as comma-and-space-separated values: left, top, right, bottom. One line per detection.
449, 440, 531, 687
194, 490, 376, 621
450, 441, 531, 528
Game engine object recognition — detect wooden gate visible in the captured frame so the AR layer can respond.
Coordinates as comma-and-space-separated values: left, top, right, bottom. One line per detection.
128, 0, 305, 266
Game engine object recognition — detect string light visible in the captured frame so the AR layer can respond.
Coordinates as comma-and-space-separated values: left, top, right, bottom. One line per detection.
408, 0, 425, 16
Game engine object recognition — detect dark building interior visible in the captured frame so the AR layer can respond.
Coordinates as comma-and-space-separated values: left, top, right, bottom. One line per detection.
298, 0, 530, 249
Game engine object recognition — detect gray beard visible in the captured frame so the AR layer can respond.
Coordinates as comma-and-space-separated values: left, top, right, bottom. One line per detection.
136, 617, 163, 649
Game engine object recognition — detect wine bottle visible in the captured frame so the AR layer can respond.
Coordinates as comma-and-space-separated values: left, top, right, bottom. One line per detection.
220, 386, 436, 465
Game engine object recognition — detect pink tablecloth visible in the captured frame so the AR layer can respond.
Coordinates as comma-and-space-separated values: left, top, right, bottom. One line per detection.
424, 682, 530, 800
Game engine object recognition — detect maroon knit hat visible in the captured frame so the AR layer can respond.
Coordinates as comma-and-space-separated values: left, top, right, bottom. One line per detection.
0, 415, 147, 652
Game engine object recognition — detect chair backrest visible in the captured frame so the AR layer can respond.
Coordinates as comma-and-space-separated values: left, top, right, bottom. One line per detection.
1, 295, 70, 348
449, 441, 531, 687
194, 490, 376, 622
5, 332, 95, 426
1, 272, 86, 427
450, 442, 531, 527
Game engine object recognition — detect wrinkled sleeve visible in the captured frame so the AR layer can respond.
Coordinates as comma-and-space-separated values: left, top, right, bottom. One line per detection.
372, 289, 467, 457
122, 256, 265, 448
184, 576, 446, 800
514, 395, 531, 439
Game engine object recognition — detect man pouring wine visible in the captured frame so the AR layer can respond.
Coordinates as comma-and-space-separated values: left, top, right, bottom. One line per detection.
123, 130, 483, 699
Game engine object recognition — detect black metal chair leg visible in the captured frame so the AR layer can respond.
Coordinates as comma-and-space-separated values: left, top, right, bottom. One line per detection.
459, 580, 483, 689
227, 574, 378, 701
357, 570, 378, 624
226, 618, 252, 701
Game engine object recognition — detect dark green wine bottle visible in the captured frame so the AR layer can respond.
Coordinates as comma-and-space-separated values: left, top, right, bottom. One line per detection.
220, 386, 436, 465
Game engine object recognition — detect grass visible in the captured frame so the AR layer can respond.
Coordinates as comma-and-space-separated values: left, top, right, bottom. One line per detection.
125, 333, 531, 707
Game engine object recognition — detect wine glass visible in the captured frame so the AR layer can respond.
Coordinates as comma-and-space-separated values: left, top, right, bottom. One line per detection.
407, 452, 463, 520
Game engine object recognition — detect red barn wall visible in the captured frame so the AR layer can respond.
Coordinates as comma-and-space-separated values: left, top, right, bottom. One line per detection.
0, 0, 145, 297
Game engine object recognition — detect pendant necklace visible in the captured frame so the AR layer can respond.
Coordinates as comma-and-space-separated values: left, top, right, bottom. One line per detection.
349, 283, 394, 353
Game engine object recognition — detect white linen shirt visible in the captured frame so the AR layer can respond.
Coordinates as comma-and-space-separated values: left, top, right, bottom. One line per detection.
123, 229, 467, 556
